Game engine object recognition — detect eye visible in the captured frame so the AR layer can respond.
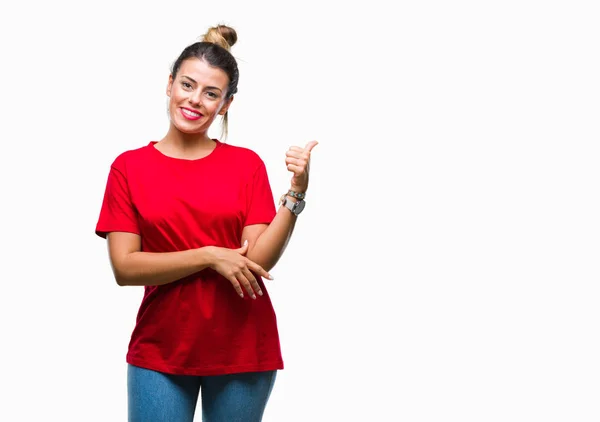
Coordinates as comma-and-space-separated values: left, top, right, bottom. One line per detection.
206, 91, 218, 99
182, 82, 193, 90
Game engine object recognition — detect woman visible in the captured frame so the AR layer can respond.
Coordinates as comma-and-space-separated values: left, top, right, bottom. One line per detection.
95, 24, 317, 422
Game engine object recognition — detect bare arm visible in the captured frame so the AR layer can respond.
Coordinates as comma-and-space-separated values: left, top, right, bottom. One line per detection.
107, 232, 213, 286
107, 232, 272, 293
243, 201, 298, 272
243, 140, 318, 272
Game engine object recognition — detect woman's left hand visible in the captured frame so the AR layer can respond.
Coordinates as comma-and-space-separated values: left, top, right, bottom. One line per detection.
285, 140, 318, 193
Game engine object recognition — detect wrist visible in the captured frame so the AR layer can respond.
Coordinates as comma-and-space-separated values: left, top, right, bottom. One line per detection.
279, 192, 306, 215
198, 246, 216, 270
287, 188, 306, 200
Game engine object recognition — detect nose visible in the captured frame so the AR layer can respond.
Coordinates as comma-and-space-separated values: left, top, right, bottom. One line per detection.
188, 89, 202, 107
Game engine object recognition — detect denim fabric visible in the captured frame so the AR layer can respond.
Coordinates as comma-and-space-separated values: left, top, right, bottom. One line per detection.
127, 364, 277, 422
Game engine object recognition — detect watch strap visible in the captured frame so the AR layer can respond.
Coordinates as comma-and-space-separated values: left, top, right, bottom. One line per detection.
280, 194, 305, 216
283, 198, 295, 213
286, 189, 306, 200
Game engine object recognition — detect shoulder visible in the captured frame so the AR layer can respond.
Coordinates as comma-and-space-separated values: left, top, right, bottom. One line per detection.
110, 142, 154, 171
219, 142, 266, 169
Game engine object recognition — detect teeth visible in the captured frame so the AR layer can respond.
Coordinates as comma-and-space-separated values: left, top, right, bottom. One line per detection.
182, 109, 201, 117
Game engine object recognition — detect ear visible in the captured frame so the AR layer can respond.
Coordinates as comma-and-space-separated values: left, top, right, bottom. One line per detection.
218, 96, 234, 115
166, 74, 174, 97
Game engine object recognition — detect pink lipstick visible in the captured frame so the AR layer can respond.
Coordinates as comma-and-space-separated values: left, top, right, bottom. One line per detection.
180, 107, 202, 121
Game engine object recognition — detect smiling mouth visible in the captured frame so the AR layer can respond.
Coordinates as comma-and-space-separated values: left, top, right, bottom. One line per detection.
181, 108, 202, 120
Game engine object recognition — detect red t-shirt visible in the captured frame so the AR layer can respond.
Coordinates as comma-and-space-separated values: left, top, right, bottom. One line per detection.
95, 140, 283, 376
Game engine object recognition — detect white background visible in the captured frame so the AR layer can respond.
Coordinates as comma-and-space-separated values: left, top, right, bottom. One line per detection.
1, 1, 599, 421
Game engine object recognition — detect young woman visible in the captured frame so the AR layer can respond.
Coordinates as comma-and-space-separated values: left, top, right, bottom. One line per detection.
95, 24, 317, 422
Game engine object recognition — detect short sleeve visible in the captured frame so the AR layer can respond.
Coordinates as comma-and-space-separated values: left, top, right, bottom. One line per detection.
95, 159, 140, 239
244, 161, 276, 227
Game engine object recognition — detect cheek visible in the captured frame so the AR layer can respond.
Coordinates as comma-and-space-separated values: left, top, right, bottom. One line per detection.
168, 90, 186, 113
168, 98, 176, 117
212, 100, 227, 114
208, 103, 221, 114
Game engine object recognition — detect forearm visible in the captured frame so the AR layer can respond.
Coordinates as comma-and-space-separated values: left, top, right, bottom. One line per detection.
113, 247, 214, 286
247, 204, 298, 272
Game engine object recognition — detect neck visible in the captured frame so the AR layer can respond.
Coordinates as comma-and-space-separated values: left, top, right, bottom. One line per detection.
161, 125, 215, 150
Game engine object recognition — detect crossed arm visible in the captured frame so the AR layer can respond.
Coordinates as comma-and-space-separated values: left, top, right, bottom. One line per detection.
107, 140, 317, 297
107, 198, 298, 298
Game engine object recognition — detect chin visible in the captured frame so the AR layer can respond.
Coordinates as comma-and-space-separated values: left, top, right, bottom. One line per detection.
172, 118, 206, 134
175, 125, 202, 134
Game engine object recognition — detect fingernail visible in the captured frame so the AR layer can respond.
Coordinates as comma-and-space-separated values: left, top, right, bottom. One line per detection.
258, 290, 263, 296
243, 240, 248, 246
240, 293, 244, 298
267, 275, 274, 280
252, 294, 256, 299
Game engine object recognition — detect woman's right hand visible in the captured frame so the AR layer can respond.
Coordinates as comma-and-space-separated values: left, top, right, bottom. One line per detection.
206, 241, 273, 299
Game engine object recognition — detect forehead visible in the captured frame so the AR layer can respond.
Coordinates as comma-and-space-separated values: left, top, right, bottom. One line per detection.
178, 58, 229, 88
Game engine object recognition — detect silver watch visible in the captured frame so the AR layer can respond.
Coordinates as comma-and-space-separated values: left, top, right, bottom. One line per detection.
280, 194, 305, 216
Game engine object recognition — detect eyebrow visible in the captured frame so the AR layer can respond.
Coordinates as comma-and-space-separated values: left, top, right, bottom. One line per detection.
181, 75, 223, 92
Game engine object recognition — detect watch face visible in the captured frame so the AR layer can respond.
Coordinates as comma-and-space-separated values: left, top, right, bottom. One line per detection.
293, 200, 305, 215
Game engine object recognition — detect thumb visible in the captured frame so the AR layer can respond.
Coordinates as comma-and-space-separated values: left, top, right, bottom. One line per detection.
236, 239, 249, 255
304, 140, 319, 152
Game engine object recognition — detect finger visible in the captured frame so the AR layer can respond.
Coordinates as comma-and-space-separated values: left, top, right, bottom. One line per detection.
287, 148, 312, 162
235, 240, 249, 255
286, 163, 304, 174
304, 141, 319, 152
289, 146, 304, 153
242, 267, 263, 296
285, 150, 306, 159
227, 276, 245, 298
236, 273, 257, 299
285, 157, 307, 168
248, 262, 274, 281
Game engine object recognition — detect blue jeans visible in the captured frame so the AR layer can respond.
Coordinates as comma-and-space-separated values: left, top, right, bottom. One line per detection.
127, 364, 277, 422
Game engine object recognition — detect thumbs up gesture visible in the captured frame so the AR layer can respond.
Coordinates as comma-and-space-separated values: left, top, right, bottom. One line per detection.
285, 141, 318, 193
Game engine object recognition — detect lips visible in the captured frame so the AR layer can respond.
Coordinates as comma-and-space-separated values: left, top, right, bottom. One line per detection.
180, 107, 202, 121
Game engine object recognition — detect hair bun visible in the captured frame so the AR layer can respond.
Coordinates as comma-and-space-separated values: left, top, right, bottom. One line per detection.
202, 25, 237, 51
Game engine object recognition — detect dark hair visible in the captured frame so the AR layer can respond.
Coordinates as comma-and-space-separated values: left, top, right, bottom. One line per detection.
170, 25, 239, 138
